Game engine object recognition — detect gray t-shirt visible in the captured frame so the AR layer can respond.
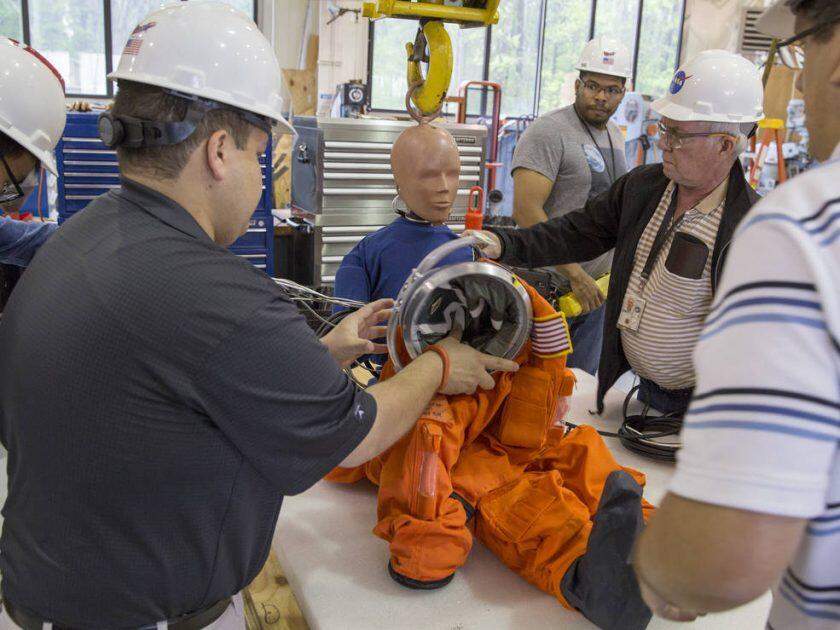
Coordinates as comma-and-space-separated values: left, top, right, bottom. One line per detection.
511, 105, 627, 292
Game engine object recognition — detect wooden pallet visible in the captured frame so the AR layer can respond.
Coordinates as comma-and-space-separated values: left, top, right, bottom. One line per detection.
243, 551, 309, 630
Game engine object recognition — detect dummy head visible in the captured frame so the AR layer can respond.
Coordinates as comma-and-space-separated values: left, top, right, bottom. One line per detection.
391, 123, 461, 224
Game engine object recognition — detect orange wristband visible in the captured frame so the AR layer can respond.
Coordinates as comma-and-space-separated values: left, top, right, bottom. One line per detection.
423, 344, 450, 392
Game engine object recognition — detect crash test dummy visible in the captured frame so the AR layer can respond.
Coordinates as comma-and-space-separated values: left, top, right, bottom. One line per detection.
328, 140, 657, 629
332, 123, 473, 357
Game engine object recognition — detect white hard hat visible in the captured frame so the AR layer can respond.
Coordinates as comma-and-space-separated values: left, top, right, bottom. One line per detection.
651, 50, 764, 124
756, 1, 796, 40
575, 36, 633, 80
109, 1, 293, 134
0, 37, 66, 175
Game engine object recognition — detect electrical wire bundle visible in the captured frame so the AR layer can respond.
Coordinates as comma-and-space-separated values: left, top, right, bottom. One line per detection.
613, 384, 683, 462
273, 278, 382, 387
566, 380, 683, 463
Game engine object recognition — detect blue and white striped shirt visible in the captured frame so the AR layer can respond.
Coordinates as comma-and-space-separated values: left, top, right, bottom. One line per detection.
670, 145, 840, 630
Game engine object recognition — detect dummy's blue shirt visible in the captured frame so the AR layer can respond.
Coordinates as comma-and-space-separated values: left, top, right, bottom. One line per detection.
333, 216, 473, 311
0, 216, 57, 267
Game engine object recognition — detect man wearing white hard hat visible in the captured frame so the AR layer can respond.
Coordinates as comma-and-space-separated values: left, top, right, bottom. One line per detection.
0, 37, 66, 268
511, 35, 630, 376
634, 2, 840, 627
469, 49, 762, 418
0, 3, 516, 628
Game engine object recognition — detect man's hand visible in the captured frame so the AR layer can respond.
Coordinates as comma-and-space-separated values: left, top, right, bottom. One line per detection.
568, 270, 605, 314
462, 230, 502, 260
320, 299, 393, 368
432, 336, 518, 395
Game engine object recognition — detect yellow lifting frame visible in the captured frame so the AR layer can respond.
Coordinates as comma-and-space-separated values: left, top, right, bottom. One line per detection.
363, 1, 501, 26
364, 1, 501, 116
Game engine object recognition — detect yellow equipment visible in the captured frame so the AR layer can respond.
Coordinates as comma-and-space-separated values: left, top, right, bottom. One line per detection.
557, 274, 610, 318
405, 21, 452, 116
363, 1, 501, 117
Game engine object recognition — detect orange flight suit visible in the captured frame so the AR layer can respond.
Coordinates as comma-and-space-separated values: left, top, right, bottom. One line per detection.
327, 280, 654, 614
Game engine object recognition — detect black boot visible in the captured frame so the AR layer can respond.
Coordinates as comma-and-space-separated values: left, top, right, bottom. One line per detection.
560, 470, 653, 630
388, 561, 455, 590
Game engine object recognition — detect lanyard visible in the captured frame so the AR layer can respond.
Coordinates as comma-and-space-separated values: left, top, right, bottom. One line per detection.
640, 191, 680, 287
573, 105, 617, 184
639, 183, 724, 290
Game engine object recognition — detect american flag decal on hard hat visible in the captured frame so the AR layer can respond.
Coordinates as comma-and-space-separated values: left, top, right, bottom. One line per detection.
531, 312, 573, 358
603, 51, 615, 65
123, 38, 142, 55
122, 22, 156, 56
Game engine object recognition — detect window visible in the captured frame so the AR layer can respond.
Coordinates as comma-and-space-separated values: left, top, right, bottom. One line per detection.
0, 0, 257, 97
445, 24, 486, 117
368, 0, 687, 118
593, 0, 641, 56
488, 0, 543, 118
369, 19, 486, 112
539, 0, 591, 114
30, 0, 106, 96
0, 0, 22, 41
635, 0, 686, 97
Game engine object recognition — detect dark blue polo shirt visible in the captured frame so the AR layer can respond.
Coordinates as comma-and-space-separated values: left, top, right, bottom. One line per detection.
0, 178, 375, 626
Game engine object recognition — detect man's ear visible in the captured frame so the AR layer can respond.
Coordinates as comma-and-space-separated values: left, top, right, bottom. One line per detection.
716, 135, 736, 157
205, 129, 229, 181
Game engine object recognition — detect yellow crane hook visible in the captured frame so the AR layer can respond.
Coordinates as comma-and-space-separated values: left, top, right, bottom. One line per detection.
406, 20, 452, 117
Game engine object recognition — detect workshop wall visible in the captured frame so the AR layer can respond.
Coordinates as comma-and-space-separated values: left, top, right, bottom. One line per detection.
680, 0, 774, 61
269, 0, 319, 108
316, 1, 369, 109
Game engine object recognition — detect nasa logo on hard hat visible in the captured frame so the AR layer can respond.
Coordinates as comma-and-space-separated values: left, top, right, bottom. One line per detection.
669, 70, 692, 94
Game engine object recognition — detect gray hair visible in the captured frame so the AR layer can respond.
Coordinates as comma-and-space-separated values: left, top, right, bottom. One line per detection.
704, 121, 752, 155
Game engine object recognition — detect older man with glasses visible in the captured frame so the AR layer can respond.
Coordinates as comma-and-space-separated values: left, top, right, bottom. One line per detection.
510, 36, 631, 377
469, 49, 764, 420
0, 38, 66, 269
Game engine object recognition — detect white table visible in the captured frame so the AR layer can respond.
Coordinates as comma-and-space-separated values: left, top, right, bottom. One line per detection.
273, 370, 771, 629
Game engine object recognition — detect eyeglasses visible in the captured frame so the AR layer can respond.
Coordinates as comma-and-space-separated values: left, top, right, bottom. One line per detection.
777, 15, 840, 48
0, 156, 27, 205
657, 121, 736, 150
580, 81, 625, 98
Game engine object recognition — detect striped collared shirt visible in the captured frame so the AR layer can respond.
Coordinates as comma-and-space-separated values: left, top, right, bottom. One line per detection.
671, 144, 840, 629
621, 178, 728, 390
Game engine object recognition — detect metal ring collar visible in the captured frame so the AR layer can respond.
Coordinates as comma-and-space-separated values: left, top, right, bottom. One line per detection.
405, 81, 443, 125
387, 236, 533, 372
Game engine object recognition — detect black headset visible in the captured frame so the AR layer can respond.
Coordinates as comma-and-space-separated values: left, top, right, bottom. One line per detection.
98, 107, 206, 149
98, 90, 272, 149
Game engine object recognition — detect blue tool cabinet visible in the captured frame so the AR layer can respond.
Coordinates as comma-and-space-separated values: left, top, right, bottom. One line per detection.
56, 112, 274, 275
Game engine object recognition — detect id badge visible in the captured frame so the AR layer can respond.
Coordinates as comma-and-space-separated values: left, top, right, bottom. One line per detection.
618, 292, 646, 331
